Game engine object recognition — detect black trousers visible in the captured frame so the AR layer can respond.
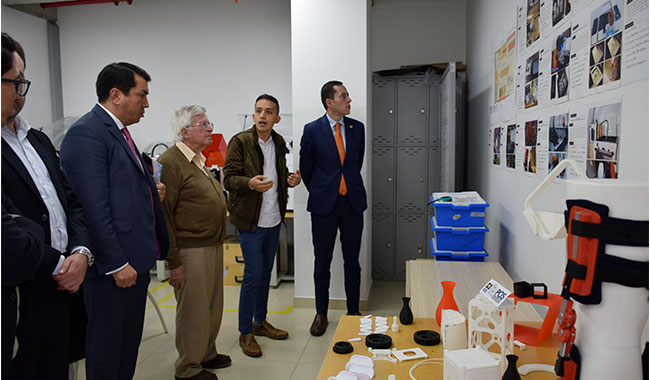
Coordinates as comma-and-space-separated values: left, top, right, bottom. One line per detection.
311, 195, 363, 315
84, 273, 150, 380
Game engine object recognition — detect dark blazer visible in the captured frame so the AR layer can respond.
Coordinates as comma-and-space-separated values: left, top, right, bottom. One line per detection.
1, 125, 92, 373
1, 192, 45, 378
299, 114, 367, 215
1, 128, 90, 274
59, 104, 169, 278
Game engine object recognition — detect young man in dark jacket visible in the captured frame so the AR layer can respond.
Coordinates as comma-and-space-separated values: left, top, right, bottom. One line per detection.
223, 94, 300, 357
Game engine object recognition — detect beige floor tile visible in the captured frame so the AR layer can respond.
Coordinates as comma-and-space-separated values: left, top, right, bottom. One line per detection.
209, 358, 296, 380
289, 362, 322, 380
132, 352, 176, 380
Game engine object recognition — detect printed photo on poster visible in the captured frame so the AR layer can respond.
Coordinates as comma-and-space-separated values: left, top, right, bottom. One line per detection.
549, 152, 568, 177
586, 103, 621, 178
551, 27, 571, 100
524, 147, 537, 173
552, 0, 572, 27
527, 0, 541, 46
506, 124, 517, 169
495, 31, 517, 103
493, 127, 502, 165
524, 120, 538, 173
525, 51, 540, 108
548, 112, 569, 178
589, 0, 623, 88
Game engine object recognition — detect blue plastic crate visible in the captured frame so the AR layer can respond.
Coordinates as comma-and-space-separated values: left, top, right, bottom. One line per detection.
430, 191, 489, 227
429, 216, 488, 251
429, 238, 488, 262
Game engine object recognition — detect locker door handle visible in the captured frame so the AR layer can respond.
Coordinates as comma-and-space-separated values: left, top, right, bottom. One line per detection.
387, 243, 392, 248
419, 177, 424, 183
420, 108, 425, 114
387, 177, 392, 182
388, 109, 393, 115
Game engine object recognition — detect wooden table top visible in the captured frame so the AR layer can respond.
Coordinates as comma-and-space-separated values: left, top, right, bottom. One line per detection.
316, 316, 560, 380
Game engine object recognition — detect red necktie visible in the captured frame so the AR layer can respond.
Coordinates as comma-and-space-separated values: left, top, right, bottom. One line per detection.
121, 127, 143, 171
334, 123, 347, 195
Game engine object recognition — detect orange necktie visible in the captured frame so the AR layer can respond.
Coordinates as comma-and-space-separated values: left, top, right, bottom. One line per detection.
334, 123, 347, 195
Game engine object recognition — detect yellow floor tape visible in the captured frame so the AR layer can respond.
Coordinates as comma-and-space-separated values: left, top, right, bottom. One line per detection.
149, 281, 293, 314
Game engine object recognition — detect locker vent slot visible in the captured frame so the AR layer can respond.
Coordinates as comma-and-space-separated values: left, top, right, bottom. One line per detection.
399, 135, 425, 144
373, 268, 391, 278
401, 79, 424, 87
372, 136, 391, 145
373, 214, 391, 222
400, 147, 424, 156
399, 202, 423, 212
372, 147, 392, 155
373, 202, 390, 211
398, 214, 422, 223
373, 79, 393, 88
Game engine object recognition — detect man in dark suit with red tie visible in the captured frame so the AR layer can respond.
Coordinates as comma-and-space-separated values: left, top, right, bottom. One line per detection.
299, 81, 367, 336
60, 62, 169, 380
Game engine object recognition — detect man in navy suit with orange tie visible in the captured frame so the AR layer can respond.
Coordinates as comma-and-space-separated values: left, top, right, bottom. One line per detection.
300, 81, 367, 336
60, 62, 169, 380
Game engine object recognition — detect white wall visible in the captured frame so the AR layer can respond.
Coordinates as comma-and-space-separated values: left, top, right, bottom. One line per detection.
2, 6, 53, 129
370, 0, 466, 71
56, 0, 291, 150
466, 0, 649, 290
291, 0, 371, 305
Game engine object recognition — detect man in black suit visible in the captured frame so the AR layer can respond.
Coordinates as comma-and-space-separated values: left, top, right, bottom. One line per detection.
1, 33, 92, 380
1, 191, 44, 379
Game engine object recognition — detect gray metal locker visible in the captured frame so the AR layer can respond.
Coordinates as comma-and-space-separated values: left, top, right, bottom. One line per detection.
428, 147, 441, 192
371, 213, 395, 280
397, 78, 427, 146
428, 84, 441, 145
371, 146, 395, 212
371, 78, 395, 145
395, 146, 427, 213
370, 69, 464, 281
395, 213, 426, 278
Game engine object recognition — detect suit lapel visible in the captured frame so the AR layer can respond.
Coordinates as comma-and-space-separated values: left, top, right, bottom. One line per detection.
26, 131, 67, 207
1, 138, 42, 199
94, 105, 147, 178
320, 115, 342, 165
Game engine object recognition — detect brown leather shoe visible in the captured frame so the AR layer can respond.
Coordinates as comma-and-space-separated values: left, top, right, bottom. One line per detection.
175, 369, 218, 380
310, 314, 328, 336
201, 353, 231, 369
253, 320, 289, 340
239, 333, 262, 357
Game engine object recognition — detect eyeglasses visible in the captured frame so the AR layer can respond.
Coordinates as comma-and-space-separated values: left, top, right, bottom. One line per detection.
1, 78, 31, 96
192, 121, 214, 132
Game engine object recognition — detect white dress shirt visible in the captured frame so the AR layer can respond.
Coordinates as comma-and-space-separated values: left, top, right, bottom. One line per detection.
327, 113, 346, 152
257, 136, 281, 228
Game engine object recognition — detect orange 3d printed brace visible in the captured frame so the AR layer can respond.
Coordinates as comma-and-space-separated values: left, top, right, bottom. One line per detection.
554, 199, 648, 380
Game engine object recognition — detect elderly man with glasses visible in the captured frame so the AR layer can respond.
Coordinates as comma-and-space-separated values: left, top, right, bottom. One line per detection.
157, 105, 230, 380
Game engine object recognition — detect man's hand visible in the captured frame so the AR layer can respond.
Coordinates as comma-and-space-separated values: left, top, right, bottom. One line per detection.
169, 266, 185, 290
156, 182, 166, 201
53, 253, 88, 293
249, 175, 274, 192
287, 170, 301, 187
112, 264, 138, 288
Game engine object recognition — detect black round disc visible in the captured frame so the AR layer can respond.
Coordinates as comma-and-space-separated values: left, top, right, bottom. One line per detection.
365, 333, 392, 349
413, 330, 440, 346
332, 341, 353, 354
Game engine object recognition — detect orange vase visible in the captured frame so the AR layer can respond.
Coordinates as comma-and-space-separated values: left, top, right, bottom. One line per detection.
435, 280, 460, 326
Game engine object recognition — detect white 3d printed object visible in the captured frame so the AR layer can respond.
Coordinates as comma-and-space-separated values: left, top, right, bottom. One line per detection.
467, 294, 515, 373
